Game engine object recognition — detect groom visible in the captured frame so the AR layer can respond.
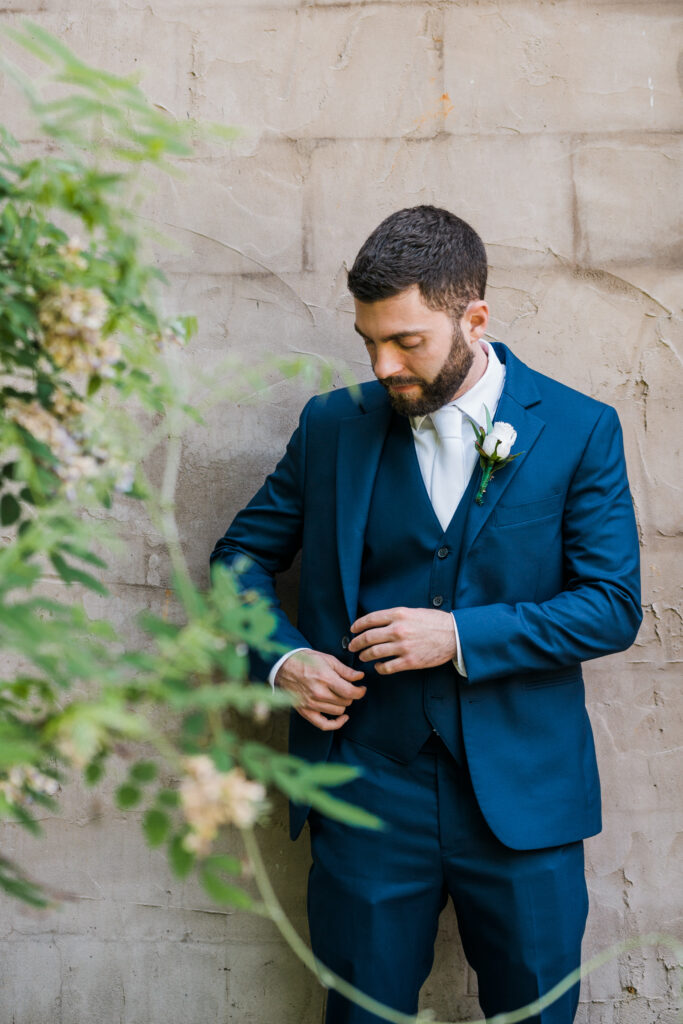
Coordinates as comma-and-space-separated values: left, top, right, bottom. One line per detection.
211, 206, 642, 1023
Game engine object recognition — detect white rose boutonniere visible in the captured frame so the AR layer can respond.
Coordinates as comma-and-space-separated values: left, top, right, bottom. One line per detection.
481, 421, 517, 460
469, 406, 524, 505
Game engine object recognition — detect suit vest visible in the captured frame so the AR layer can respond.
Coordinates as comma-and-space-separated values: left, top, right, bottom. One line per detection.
343, 413, 479, 764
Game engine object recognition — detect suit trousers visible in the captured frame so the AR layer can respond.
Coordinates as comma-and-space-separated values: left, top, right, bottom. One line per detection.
307, 735, 588, 1024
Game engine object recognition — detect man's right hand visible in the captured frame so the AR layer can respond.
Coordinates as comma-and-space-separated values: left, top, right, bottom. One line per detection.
274, 650, 366, 732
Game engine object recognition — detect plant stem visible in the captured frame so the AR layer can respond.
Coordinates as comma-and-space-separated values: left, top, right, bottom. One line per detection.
475, 463, 494, 505
241, 827, 430, 1024
242, 826, 683, 1024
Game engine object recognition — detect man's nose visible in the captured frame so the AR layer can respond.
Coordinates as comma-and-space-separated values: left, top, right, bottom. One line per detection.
372, 345, 404, 380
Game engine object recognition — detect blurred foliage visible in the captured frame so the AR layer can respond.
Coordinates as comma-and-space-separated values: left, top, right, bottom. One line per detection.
0, 24, 375, 909
0, 25, 675, 1024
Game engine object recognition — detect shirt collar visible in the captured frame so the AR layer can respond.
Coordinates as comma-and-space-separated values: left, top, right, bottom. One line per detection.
411, 340, 505, 433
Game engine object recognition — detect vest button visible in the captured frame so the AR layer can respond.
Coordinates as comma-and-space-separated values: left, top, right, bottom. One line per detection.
432, 595, 444, 607
437, 546, 449, 559
341, 635, 350, 649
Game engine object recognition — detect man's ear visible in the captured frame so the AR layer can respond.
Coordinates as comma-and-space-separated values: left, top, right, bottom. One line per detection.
461, 300, 489, 343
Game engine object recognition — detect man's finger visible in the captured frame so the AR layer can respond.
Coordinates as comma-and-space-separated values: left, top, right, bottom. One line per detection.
348, 626, 395, 652
307, 699, 351, 716
374, 657, 407, 675
324, 656, 365, 683
300, 709, 349, 731
327, 678, 367, 701
357, 643, 401, 663
351, 608, 401, 633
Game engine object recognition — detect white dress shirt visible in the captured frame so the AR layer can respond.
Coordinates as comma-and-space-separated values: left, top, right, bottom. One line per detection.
410, 340, 506, 675
269, 340, 506, 686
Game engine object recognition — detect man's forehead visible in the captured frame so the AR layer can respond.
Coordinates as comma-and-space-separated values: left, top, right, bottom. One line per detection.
353, 287, 448, 341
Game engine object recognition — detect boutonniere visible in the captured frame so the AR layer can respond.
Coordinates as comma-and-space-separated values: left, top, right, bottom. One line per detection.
469, 406, 523, 505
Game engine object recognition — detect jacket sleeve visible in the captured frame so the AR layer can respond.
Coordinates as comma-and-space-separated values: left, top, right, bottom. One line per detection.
210, 399, 313, 681
454, 404, 642, 685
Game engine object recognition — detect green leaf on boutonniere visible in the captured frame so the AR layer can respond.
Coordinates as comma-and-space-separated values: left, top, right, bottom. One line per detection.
472, 405, 524, 505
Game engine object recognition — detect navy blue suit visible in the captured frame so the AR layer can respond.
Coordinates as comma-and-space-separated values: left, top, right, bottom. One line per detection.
211, 343, 642, 1022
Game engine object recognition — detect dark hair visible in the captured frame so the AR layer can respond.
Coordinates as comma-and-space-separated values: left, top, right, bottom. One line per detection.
347, 205, 487, 317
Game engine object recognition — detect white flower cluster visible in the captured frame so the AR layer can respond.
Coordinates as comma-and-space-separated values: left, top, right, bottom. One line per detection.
482, 421, 517, 460
6, 395, 135, 501
180, 756, 266, 855
39, 284, 120, 378
56, 236, 88, 271
6, 397, 98, 498
0, 765, 60, 807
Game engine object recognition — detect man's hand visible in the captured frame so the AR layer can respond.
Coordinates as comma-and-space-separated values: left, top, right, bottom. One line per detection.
275, 650, 366, 732
348, 607, 457, 674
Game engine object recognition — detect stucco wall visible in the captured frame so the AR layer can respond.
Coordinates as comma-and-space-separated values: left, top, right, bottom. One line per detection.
0, 1, 681, 1022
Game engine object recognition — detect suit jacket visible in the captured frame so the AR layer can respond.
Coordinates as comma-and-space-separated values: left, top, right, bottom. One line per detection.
211, 343, 642, 847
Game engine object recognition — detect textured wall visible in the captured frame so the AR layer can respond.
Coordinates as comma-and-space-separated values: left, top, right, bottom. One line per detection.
0, 1, 681, 1022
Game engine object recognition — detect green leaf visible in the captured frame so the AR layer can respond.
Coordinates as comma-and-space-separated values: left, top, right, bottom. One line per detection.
57, 542, 107, 569
484, 404, 494, 434
142, 808, 171, 847
299, 763, 360, 788
168, 834, 195, 878
36, 378, 54, 404
129, 760, 157, 783
155, 788, 180, 809
11, 803, 42, 836
181, 711, 208, 739
308, 791, 384, 831
115, 783, 141, 809
0, 858, 50, 908
0, 494, 21, 526
203, 853, 242, 876
84, 760, 105, 786
0, 722, 41, 768
199, 869, 252, 908
138, 611, 178, 638
49, 553, 108, 595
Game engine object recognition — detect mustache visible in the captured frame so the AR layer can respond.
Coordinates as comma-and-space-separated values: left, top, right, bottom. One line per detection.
379, 376, 423, 389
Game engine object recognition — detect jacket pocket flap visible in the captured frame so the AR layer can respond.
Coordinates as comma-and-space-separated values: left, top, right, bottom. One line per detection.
523, 668, 581, 689
494, 492, 563, 527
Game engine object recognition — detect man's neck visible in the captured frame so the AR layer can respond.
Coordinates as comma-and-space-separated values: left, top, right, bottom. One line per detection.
450, 340, 489, 402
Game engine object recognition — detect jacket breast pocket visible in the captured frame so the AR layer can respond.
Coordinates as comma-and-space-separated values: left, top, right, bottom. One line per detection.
494, 492, 564, 528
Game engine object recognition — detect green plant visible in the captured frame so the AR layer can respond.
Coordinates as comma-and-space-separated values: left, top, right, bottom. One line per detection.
1, 26, 678, 1024
0, 23, 376, 911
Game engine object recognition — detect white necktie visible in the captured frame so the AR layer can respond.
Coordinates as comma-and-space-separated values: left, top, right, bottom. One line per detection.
429, 406, 465, 531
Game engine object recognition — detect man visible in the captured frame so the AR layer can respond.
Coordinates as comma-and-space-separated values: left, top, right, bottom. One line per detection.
211, 206, 642, 1023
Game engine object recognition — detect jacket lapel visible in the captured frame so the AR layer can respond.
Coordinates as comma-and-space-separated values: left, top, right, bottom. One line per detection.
459, 344, 545, 564
336, 388, 393, 625
334, 346, 546, 621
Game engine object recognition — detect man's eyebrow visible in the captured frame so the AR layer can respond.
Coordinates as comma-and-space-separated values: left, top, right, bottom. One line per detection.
353, 324, 429, 343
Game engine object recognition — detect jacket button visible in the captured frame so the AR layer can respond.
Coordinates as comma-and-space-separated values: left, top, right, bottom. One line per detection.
341, 635, 350, 649
432, 595, 444, 608
437, 546, 449, 559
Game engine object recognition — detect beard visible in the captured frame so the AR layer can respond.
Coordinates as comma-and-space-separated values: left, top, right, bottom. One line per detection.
380, 321, 475, 417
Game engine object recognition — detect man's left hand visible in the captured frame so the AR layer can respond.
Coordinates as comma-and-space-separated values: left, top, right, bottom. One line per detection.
348, 607, 457, 674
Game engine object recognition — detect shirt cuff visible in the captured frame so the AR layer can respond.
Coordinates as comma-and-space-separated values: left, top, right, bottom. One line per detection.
268, 647, 311, 689
451, 613, 467, 677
